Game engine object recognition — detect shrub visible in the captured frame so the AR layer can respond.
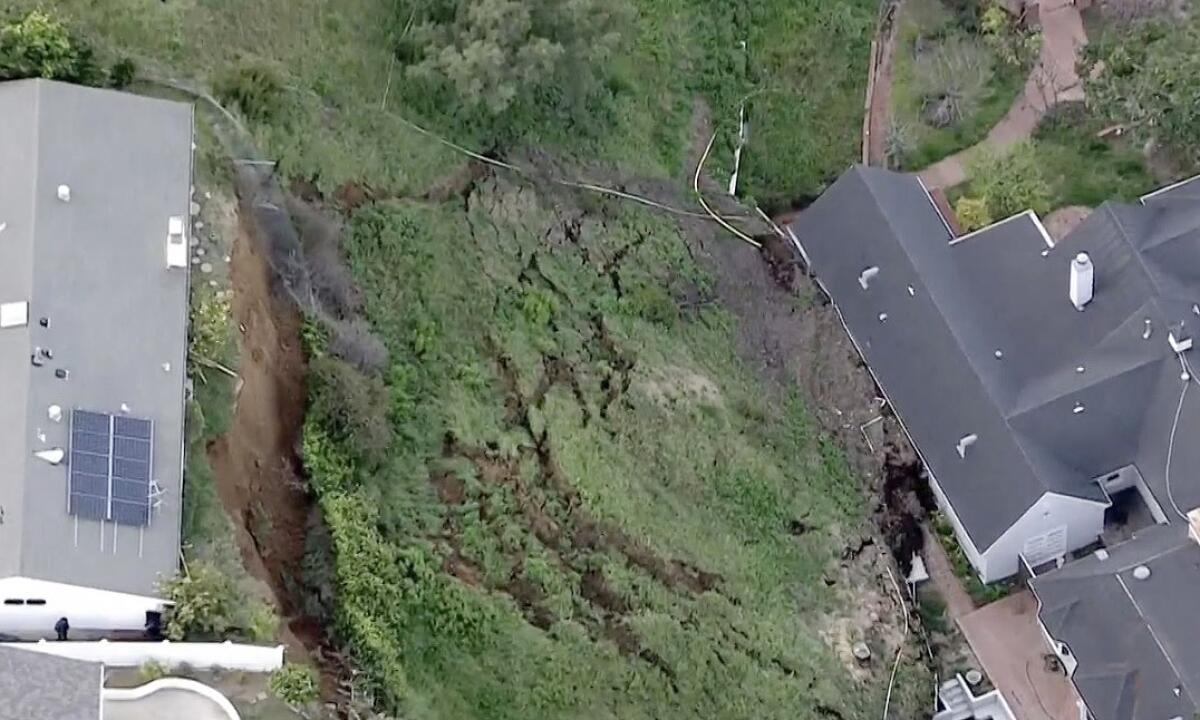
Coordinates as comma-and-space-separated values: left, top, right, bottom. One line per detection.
270, 664, 320, 707
138, 660, 169, 682
0, 10, 99, 83
884, 118, 914, 169
980, 4, 1041, 68
160, 562, 239, 641
159, 561, 279, 641
109, 57, 136, 89
968, 140, 1050, 218
914, 37, 992, 128
189, 291, 232, 367
308, 355, 393, 466
954, 196, 992, 232
401, 0, 629, 117
213, 62, 284, 122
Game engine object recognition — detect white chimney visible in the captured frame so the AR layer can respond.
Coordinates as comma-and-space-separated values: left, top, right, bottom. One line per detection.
1188, 508, 1200, 546
1070, 253, 1094, 310
56, 184, 71, 202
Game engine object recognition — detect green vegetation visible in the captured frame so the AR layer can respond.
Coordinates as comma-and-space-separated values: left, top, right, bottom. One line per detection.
269, 665, 320, 707
298, 188, 929, 718
24, 0, 933, 717
953, 195, 992, 232
137, 660, 169, 683
0, 9, 97, 82
160, 560, 278, 642
1084, 15, 1200, 171
931, 512, 1008, 606
916, 592, 950, 636
966, 140, 1049, 218
890, 0, 1027, 170
1033, 103, 1152, 207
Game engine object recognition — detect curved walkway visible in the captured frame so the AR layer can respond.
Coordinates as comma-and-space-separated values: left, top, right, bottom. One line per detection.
918, 0, 1087, 189
105, 678, 242, 720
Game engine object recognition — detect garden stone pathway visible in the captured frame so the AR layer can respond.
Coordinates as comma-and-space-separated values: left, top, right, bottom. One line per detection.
918, 0, 1087, 189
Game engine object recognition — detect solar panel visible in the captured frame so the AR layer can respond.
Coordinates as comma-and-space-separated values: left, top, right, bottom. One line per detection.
111, 500, 150, 526
114, 416, 152, 440
69, 493, 108, 522
68, 409, 154, 527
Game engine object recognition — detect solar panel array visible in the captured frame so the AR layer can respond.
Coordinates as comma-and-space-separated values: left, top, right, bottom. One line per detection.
68, 409, 153, 526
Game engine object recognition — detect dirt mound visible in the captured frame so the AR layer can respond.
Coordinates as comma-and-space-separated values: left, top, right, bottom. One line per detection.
207, 209, 340, 692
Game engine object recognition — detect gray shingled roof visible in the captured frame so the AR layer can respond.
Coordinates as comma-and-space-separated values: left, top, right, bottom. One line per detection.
0, 80, 193, 597
1031, 524, 1200, 720
791, 166, 1200, 549
0, 645, 102, 720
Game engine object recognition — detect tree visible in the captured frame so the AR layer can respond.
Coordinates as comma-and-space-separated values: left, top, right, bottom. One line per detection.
0, 10, 98, 83
954, 196, 993, 232
401, 0, 628, 115
1085, 18, 1200, 167
968, 140, 1050, 218
980, 4, 1041, 68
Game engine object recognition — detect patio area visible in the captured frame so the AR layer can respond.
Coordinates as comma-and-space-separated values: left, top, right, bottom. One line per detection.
958, 590, 1078, 720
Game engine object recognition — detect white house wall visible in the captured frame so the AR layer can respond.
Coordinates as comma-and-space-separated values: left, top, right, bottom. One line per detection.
0, 576, 166, 640
926, 471, 987, 574
981, 493, 1106, 582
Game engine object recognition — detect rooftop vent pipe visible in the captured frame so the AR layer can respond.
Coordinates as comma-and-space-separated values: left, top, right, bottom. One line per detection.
956, 434, 978, 459
1070, 253, 1094, 311
56, 185, 71, 202
34, 448, 64, 465
859, 266, 880, 290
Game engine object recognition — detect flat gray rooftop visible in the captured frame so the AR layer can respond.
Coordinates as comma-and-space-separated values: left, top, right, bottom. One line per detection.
0, 79, 193, 597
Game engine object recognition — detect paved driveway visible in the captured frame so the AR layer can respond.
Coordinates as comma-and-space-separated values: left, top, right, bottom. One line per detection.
959, 590, 1077, 720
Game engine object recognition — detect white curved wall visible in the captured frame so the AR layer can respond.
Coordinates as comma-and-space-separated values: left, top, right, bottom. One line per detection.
2, 639, 284, 671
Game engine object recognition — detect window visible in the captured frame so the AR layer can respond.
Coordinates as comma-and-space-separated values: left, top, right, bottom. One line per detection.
25, 599, 46, 606
2, 599, 24, 606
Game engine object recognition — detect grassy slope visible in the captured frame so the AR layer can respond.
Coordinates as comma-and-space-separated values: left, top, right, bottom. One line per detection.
312, 185, 927, 718
26, 0, 928, 717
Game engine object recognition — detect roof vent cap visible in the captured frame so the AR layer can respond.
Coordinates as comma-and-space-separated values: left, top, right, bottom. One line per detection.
1132, 565, 1151, 580
956, 433, 978, 459
33, 448, 64, 465
1094, 548, 1109, 561
47, 405, 62, 423
56, 185, 71, 202
859, 266, 880, 290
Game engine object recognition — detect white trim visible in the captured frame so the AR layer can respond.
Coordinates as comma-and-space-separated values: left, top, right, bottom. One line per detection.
1139, 172, 1200, 203
105, 678, 241, 720
1028, 211, 1055, 248
949, 209, 1046, 247
916, 176, 955, 239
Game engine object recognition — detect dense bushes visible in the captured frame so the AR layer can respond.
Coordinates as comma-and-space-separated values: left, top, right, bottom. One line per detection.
269, 664, 320, 707
0, 10, 98, 83
399, 0, 628, 116
159, 561, 278, 642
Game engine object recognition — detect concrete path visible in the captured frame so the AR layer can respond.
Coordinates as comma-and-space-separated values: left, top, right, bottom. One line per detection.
918, 0, 1087, 189
922, 525, 977, 622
